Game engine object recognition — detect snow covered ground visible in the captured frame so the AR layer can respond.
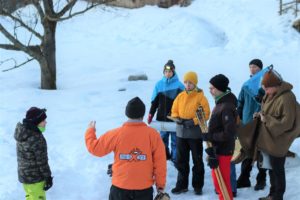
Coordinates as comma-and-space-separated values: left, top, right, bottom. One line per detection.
1, 0, 300, 199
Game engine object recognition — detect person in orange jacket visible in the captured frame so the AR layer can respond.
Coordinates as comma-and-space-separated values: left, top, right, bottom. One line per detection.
85, 97, 167, 200
170, 71, 210, 195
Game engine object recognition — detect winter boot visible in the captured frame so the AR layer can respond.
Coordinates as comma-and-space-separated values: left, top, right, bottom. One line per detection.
254, 181, 266, 191
236, 176, 251, 188
258, 195, 272, 200
255, 168, 267, 190
171, 187, 188, 194
194, 188, 202, 195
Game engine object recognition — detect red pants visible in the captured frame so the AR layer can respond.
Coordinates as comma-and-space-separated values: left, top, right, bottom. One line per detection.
211, 155, 233, 200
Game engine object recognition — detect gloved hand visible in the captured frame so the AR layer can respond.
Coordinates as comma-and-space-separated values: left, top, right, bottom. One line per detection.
43, 176, 53, 191
202, 133, 213, 142
182, 119, 194, 129
205, 147, 219, 169
147, 114, 153, 124
255, 94, 263, 103
205, 147, 215, 156
207, 156, 219, 169
255, 88, 265, 103
107, 163, 113, 177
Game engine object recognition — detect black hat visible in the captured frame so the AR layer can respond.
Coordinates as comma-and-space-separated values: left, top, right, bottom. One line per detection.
163, 60, 175, 73
125, 97, 145, 119
249, 59, 263, 69
209, 74, 229, 92
25, 107, 47, 126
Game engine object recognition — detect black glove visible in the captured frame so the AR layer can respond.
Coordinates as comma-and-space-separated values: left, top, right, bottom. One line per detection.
207, 156, 219, 169
182, 119, 194, 129
202, 133, 213, 142
205, 147, 215, 156
43, 176, 53, 191
254, 94, 263, 103
205, 147, 219, 169
107, 163, 113, 177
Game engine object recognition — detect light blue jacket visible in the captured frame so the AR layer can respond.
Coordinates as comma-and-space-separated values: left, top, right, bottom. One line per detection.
237, 67, 270, 124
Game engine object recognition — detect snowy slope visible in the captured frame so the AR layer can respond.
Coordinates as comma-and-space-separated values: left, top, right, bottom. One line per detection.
0, 0, 300, 199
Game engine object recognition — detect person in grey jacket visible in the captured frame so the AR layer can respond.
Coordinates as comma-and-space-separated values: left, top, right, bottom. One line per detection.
15, 107, 53, 200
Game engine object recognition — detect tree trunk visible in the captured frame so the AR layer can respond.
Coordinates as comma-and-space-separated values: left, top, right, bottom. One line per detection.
39, 20, 57, 90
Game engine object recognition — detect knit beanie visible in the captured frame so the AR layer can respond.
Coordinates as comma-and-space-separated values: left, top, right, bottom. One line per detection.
163, 60, 175, 73
25, 107, 47, 126
249, 59, 263, 69
261, 68, 282, 87
125, 97, 146, 119
209, 74, 229, 92
183, 71, 198, 85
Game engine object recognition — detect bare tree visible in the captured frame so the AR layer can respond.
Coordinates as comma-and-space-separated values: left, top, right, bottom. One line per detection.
0, 0, 114, 89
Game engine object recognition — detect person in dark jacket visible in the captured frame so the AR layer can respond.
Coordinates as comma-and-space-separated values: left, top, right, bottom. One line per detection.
202, 74, 238, 200
15, 107, 53, 200
148, 60, 184, 162
236, 59, 267, 190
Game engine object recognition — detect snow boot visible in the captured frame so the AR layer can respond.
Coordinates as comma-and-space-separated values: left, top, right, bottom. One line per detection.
254, 181, 266, 191
258, 195, 272, 200
171, 187, 188, 194
237, 176, 251, 188
194, 188, 202, 195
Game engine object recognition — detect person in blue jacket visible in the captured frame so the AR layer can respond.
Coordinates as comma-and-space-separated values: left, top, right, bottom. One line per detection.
236, 59, 267, 191
147, 60, 185, 164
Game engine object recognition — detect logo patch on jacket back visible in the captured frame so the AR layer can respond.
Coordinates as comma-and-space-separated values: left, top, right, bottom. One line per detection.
119, 148, 147, 162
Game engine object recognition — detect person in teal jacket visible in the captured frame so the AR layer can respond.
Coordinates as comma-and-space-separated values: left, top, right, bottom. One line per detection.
236, 59, 267, 191
147, 60, 184, 163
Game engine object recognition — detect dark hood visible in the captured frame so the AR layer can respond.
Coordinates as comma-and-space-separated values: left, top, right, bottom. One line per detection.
14, 120, 40, 142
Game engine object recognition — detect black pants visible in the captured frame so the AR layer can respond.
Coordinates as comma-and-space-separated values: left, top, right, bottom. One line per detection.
239, 157, 267, 183
109, 185, 153, 200
269, 155, 286, 200
175, 137, 205, 189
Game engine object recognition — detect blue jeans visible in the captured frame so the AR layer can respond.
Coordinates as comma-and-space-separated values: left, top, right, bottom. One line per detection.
160, 131, 177, 161
231, 162, 237, 193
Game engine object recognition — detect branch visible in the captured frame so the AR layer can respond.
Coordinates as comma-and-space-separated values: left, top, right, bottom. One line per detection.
0, 23, 39, 58
32, 0, 45, 21
55, 0, 78, 18
2, 58, 35, 72
46, 3, 102, 21
1, 9, 43, 40
0, 44, 22, 51
46, 0, 116, 22
0, 58, 16, 67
